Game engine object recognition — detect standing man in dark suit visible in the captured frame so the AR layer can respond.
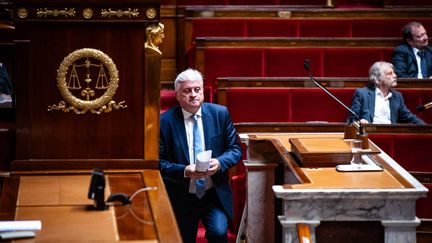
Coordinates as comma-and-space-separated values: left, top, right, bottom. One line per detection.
392, 21, 432, 79
349, 61, 425, 125
159, 68, 242, 243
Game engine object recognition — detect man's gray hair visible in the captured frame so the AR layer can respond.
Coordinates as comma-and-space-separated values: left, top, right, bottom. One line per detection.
174, 68, 204, 91
369, 61, 394, 85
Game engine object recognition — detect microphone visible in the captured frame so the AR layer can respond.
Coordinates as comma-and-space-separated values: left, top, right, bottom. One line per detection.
416, 101, 432, 112
303, 59, 361, 124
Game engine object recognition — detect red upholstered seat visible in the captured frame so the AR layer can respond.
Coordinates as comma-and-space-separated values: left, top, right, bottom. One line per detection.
201, 47, 393, 94
299, 19, 352, 37
226, 88, 291, 123
224, 87, 358, 123
196, 225, 237, 243
323, 48, 392, 77
419, 89, 432, 124
247, 19, 298, 37
231, 173, 246, 233
192, 19, 247, 38
352, 19, 409, 38
362, 133, 432, 219
399, 89, 422, 120
368, 134, 395, 158
264, 48, 323, 77
204, 48, 264, 91
416, 183, 432, 219
391, 134, 432, 173
160, 90, 177, 114
369, 133, 432, 173
290, 88, 354, 122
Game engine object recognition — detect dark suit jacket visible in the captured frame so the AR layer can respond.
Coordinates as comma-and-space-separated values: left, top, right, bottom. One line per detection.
392, 43, 432, 78
349, 86, 425, 125
0, 64, 12, 95
159, 102, 242, 219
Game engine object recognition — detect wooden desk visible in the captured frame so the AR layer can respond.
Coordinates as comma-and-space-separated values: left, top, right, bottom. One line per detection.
0, 170, 181, 242
240, 132, 428, 243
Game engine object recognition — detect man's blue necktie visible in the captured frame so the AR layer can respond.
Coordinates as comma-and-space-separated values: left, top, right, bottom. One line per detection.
192, 114, 205, 199
418, 51, 428, 79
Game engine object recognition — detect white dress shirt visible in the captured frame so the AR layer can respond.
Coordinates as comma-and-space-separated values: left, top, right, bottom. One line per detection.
414, 48, 426, 79
181, 108, 214, 192
373, 89, 392, 124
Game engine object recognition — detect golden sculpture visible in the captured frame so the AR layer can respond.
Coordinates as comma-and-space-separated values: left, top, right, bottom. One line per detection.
144, 23, 165, 55
48, 48, 127, 114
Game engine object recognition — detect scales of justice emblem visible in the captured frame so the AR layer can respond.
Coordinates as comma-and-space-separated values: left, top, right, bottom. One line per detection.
48, 48, 127, 114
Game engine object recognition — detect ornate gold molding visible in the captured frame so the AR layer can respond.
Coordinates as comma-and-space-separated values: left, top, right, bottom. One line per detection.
48, 48, 127, 114
36, 8, 76, 18
15, 6, 158, 20
101, 8, 139, 18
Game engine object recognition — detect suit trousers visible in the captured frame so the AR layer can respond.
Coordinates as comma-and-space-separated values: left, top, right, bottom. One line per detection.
178, 188, 229, 243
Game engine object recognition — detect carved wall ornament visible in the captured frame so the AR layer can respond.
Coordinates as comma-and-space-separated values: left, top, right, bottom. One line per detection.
17, 8, 28, 19
146, 8, 157, 19
48, 48, 127, 114
36, 8, 76, 18
82, 8, 94, 19
101, 8, 139, 18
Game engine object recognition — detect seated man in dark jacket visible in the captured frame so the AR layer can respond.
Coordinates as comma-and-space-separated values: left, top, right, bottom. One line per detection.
392, 21, 432, 79
349, 61, 425, 125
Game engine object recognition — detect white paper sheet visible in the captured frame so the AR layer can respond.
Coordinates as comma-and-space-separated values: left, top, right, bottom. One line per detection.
0, 221, 42, 232
196, 150, 212, 172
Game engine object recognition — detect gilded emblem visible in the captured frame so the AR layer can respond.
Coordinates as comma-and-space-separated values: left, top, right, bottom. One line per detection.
48, 48, 127, 114
146, 8, 157, 19
82, 8, 94, 19
17, 8, 28, 19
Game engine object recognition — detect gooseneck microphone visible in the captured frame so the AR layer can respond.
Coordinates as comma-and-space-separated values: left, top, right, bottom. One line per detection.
416, 101, 432, 112
303, 59, 361, 124
304, 60, 380, 171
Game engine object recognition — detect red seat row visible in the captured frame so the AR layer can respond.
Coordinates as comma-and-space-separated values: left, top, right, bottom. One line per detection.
190, 18, 432, 39
221, 87, 432, 124
196, 47, 394, 92
369, 133, 432, 218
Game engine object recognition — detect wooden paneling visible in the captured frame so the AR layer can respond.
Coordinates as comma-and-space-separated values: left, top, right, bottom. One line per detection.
12, 0, 161, 170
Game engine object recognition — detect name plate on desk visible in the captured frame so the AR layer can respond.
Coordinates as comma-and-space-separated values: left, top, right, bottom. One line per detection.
289, 138, 380, 167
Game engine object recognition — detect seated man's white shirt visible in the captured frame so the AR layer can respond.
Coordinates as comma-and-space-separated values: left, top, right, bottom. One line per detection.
373, 89, 392, 124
